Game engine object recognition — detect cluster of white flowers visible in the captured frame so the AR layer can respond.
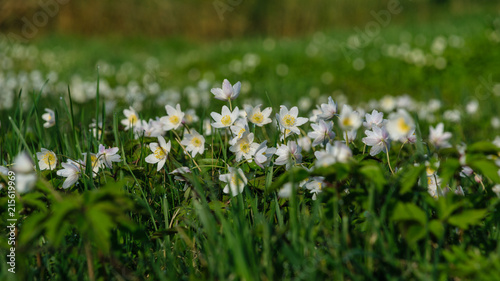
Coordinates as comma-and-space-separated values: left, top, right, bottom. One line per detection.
103, 78, 500, 200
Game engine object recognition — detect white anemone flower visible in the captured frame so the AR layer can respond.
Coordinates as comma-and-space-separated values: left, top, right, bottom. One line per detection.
13, 152, 37, 193
183, 109, 199, 125
429, 123, 452, 149
36, 148, 58, 171
308, 105, 323, 123
338, 104, 362, 131
211, 79, 241, 101
230, 118, 249, 145
386, 109, 415, 141
278, 182, 293, 198
203, 118, 212, 136
362, 126, 390, 156
0, 166, 8, 175
245, 104, 272, 127
121, 106, 140, 130
308, 120, 335, 147
305, 177, 325, 200
277, 106, 308, 135
275, 141, 302, 170
254, 141, 277, 169
97, 144, 121, 169
82, 153, 101, 176
363, 109, 385, 129
181, 129, 205, 157
220, 167, 247, 196
297, 136, 312, 153
343, 129, 358, 144
42, 108, 55, 128
318, 96, 338, 120
160, 104, 185, 131
145, 136, 171, 171
229, 132, 259, 162
56, 159, 82, 189
401, 129, 417, 144
141, 118, 164, 137
492, 184, 500, 198
425, 165, 444, 198
315, 141, 352, 167
211, 105, 240, 128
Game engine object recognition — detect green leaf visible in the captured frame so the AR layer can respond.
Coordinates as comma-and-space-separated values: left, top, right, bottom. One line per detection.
436, 196, 463, 220
467, 141, 500, 155
311, 162, 351, 182
392, 202, 427, 225
468, 159, 500, 183
360, 164, 387, 190
448, 209, 488, 229
268, 167, 309, 193
399, 165, 426, 194
429, 219, 445, 239
438, 158, 461, 190
86, 207, 113, 253
406, 224, 427, 245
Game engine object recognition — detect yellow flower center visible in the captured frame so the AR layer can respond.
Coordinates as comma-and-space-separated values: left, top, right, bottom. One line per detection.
317, 182, 322, 190
43, 153, 56, 167
342, 117, 352, 127
239, 142, 250, 153
251, 112, 264, 124
191, 137, 202, 147
154, 147, 166, 159
237, 128, 246, 138
230, 175, 243, 186
47, 115, 52, 120
88, 155, 99, 169
397, 117, 410, 133
129, 114, 138, 124
169, 115, 180, 125
427, 177, 433, 185
221, 115, 232, 126
282, 114, 295, 127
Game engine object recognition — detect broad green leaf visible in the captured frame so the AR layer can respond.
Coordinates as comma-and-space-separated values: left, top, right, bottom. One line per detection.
87, 208, 113, 253
448, 209, 488, 229
392, 202, 427, 225
399, 165, 426, 194
360, 164, 387, 190
406, 224, 427, 245
468, 159, 500, 183
438, 158, 461, 188
467, 141, 500, 155
429, 219, 445, 239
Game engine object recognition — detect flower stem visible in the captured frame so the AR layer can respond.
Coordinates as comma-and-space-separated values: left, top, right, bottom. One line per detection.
384, 143, 394, 175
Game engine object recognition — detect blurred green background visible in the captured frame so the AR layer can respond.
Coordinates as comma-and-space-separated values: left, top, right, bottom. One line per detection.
1, 0, 497, 39
1, 0, 500, 142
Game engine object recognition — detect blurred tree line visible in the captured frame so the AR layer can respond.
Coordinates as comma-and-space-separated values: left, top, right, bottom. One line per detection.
0, 0, 495, 39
